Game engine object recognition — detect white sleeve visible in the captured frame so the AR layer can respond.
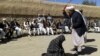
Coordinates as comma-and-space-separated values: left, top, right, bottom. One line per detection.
23, 22, 26, 26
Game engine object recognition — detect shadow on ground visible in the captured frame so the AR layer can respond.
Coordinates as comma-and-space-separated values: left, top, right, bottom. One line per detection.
42, 53, 78, 56
80, 46, 97, 55
0, 33, 28, 45
66, 46, 97, 56
86, 39, 95, 43
65, 53, 76, 56
42, 46, 97, 56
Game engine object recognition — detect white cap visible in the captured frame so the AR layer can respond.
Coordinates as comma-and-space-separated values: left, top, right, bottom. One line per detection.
75, 9, 80, 12
65, 6, 75, 10
2, 18, 6, 21
33, 19, 35, 21
38, 14, 40, 16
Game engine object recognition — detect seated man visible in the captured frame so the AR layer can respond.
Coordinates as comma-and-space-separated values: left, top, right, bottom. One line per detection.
42, 35, 66, 56
2, 18, 11, 40
64, 26, 70, 32
10, 19, 21, 37
30, 19, 39, 36
23, 20, 30, 30
94, 27, 100, 32
45, 19, 54, 35
33, 19, 40, 35
0, 27, 6, 41
38, 21, 46, 35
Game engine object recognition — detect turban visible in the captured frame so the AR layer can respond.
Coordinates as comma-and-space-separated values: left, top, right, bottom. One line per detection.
65, 6, 75, 10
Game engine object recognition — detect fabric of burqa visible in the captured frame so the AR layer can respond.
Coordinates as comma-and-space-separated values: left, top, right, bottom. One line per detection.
45, 35, 66, 56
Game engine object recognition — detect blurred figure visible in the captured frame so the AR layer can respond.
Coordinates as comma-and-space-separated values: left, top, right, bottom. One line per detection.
2, 18, 11, 40
56, 20, 62, 29
37, 14, 43, 23
62, 9, 71, 32
56, 20, 63, 33
52, 20, 58, 34
34, 14, 47, 35
0, 19, 6, 41
79, 9, 88, 43
45, 19, 54, 35
65, 6, 87, 54
42, 35, 65, 56
38, 20, 46, 35
93, 20, 100, 32
31, 19, 39, 36
62, 19, 70, 33
41, 13, 46, 21
10, 19, 21, 37
47, 14, 53, 24
27, 18, 40, 36
23, 19, 31, 35
24, 19, 30, 30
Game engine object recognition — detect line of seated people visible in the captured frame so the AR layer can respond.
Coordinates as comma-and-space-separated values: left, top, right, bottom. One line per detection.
89, 22, 100, 32
0, 18, 22, 42
93, 22, 100, 32
0, 15, 71, 42
23, 14, 70, 36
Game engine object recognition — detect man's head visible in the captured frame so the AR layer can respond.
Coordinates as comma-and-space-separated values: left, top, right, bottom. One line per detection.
2, 18, 6, 21
2, 18, 7, 23
38, 14, 41, 17
65, 6, 75, 16
42, 13, 45, 17
80, 9, 83, 14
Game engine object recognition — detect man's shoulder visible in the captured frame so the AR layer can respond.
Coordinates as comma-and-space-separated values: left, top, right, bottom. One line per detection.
73, 11, 80, 15
72, 11, 81, 17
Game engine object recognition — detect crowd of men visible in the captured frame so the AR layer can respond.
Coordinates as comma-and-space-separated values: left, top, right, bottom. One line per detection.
23, 13, 71, 36
0, 13, 71, 42
0, 18, 21, 42
24, 14, 54, 36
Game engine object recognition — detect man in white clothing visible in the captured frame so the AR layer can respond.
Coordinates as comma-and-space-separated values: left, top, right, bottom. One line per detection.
65, 6, 87, 54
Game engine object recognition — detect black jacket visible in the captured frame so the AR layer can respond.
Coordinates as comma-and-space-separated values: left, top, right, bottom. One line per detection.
72, 11, 87, 37
10, 21, 20, 29
0, 22, 5, 29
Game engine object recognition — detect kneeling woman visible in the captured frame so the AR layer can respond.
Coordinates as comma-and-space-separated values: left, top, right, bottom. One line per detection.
42, 35, 66, 56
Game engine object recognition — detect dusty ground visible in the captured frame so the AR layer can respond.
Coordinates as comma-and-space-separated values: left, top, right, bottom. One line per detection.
0, 33, 100, 56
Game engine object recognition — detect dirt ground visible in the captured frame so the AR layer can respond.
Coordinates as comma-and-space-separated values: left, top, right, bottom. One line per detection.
0, 33, 100, 56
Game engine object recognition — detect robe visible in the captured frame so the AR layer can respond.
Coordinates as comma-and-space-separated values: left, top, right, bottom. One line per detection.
71, 11, 87, 52
42, 35, 65, 56
71, 11, 87, 37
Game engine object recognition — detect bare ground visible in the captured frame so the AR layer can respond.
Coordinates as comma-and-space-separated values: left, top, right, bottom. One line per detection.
0, 33, 100, 56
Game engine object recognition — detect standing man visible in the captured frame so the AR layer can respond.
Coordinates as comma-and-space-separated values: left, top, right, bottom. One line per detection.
65, 6, 87, 54
62, 10, 71, 33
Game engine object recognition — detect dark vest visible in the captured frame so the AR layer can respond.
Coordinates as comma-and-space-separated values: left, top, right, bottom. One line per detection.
72, 11, 87, 37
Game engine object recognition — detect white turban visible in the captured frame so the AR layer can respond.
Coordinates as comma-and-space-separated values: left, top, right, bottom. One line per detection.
65, 6, 75, 10
2, 18, 6, 21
